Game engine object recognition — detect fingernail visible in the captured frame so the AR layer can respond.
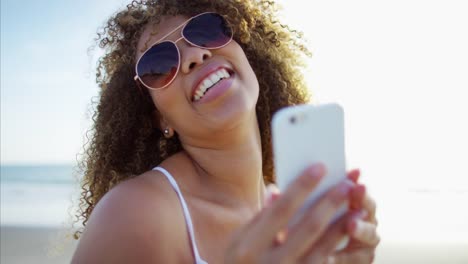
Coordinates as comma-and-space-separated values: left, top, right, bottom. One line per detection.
263, 184, 280, 207
348, 169, 360, 183
308, 163, 325, 179
359, 209, 368, 219
265, 184, 279, 196
354, 219, 364, 236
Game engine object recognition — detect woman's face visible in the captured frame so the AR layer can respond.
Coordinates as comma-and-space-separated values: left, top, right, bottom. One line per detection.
135, 14, 259, 144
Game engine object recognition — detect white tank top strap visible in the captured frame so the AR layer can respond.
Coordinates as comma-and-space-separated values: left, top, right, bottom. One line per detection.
153, 166, 208, 264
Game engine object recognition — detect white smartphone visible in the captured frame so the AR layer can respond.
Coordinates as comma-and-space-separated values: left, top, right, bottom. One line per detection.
272, 103, 349, 249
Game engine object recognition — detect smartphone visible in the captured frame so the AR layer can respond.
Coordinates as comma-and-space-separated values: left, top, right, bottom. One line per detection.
272, 103, 349, 249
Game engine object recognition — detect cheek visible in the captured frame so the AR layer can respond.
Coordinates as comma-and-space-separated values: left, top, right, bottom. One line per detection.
149, 89, 178, 118
228, 42, 259, 86
149, 76, 186, 107
149, 92, 164, 111
148, 84, 190, 127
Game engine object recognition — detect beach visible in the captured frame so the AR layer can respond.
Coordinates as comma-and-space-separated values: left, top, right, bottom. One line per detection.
1, 225, 78, 264
2, 225, 467, 264
375, 240, 468, 264
0, 165, 80, 264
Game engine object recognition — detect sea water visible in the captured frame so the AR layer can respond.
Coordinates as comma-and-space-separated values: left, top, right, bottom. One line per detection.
1, 164, 468, 244
0, 165, 80, 227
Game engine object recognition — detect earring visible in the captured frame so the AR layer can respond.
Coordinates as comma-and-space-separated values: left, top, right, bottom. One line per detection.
163, 128, 172, 138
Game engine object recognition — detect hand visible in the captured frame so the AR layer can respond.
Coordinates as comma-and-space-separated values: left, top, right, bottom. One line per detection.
326, 169, 380, 264
225, 164, 357, 264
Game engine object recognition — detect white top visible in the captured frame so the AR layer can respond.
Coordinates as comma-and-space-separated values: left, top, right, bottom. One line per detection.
153, 166, 208, 264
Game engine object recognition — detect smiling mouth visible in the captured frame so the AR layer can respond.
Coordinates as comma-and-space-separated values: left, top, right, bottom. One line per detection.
193, 68, 231, 102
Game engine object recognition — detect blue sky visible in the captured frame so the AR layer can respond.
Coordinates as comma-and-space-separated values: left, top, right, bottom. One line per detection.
1, 0, 129, 164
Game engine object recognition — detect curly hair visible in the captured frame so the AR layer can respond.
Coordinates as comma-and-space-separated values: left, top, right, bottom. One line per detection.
74, 0, 311, 239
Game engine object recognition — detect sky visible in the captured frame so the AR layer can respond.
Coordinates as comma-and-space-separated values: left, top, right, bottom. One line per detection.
2, 1, 467, 171
2, 0, 466, 179
1, 0, 131, 165
1, 0, 468, 241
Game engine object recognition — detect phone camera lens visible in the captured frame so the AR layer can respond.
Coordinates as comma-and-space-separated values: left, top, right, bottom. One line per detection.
290, 116, 297, 124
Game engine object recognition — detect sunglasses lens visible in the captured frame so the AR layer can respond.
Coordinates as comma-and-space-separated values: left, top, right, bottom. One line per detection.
137, 42, 179, 89
136, 13, 233, 90
183, 13, 233, 48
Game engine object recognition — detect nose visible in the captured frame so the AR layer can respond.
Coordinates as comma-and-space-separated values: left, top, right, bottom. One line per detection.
178, 41, 212, 74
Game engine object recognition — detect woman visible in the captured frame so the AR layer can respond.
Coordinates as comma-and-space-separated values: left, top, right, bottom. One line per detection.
72, 0, 379, 263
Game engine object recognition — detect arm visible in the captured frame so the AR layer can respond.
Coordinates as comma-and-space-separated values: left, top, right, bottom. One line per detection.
71, 176, 190, 264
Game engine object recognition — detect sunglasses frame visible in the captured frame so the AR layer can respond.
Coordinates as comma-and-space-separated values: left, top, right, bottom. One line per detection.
134, 12, 233, 91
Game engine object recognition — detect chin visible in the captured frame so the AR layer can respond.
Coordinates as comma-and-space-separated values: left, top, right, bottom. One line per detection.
215, 96, 258, 130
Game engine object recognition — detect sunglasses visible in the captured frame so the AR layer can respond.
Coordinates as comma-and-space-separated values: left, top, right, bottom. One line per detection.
134, 12, 233, 90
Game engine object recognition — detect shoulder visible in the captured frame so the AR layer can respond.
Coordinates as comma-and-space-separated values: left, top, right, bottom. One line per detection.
71, 170, 192, 264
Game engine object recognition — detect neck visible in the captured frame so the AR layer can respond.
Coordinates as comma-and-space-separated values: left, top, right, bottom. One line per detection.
181, 114, 265, 213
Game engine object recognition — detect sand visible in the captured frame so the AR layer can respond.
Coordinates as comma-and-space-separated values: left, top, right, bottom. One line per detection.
1, 225, 78, 264
375, 240, 468, 264
1, 225, 467, 263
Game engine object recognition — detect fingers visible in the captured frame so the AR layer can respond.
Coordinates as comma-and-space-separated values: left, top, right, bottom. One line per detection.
348, 218, 380, 246
350, 184, 366, 210
301, 212, 354, 263
263, 184, 280, 207
323, 212, 378, 264
330, 249, 375, 264
246, 164, 326, 250
275, 180, 353, 261
347, 169, 360, 183
347, 169, 365, 210
362, 193, 377, 224
346, 169, 377, 225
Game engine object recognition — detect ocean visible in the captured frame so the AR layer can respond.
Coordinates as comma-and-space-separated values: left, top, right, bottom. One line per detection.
0, 165, 79, 227
1, 164, 468, 245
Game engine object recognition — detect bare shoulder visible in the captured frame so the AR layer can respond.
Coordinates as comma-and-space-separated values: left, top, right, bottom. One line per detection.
71, 170, 191, 264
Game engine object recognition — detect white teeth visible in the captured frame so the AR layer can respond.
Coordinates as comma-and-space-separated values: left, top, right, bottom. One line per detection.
203, 79, 213, 89
193, 68, 231, 102
221, 69, 230, 78
209, 74, 220, 84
